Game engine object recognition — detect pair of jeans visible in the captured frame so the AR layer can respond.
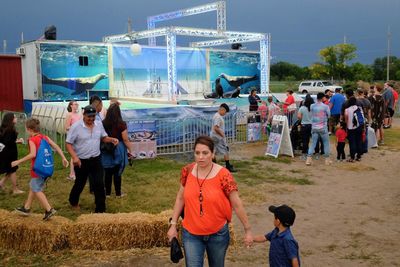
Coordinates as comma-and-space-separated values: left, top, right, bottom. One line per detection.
347, 127, 363, 160
104, 164, 122, 196
182, 223, 230, 267
69, 156, 106, 213
307, 128, 330, 158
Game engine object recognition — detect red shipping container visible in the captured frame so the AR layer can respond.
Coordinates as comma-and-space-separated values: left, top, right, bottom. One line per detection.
0, 55, 23, 111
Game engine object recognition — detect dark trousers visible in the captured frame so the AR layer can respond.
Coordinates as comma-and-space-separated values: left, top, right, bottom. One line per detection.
347, 127, 363, 160
104, 165, 122, 196
301, 124, 312, 154
336, 142, 346, 160
315, 137, 324, 154
69, 156, 106, 213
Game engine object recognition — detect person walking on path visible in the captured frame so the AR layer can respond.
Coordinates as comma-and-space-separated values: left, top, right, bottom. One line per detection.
167, 136, 253, 266
210, 103, 236, 172
253, 204, 300, 267
297, 95, 314, 160
306, 92, 332, 166
13, 118, 69, 220
66, 105, 119, 213
0, 113, 25, 194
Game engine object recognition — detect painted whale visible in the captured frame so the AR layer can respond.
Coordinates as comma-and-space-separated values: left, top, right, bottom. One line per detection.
42, 73, 108, 95
219, 73, 258, 88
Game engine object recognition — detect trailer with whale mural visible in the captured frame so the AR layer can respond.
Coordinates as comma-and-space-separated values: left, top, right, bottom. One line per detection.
18, 40, 261, 113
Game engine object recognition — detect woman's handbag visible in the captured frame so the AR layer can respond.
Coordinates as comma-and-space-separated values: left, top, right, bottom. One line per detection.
170, 237, 184, 263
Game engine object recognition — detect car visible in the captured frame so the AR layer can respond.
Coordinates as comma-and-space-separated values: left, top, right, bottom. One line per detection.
298, 80, 342, 94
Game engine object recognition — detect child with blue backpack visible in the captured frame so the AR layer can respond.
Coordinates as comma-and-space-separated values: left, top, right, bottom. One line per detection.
12, 118, 68, 221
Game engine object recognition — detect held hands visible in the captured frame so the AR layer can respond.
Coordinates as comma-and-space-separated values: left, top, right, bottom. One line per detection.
111, 138, 119, 146
11, 160, 18, 168
16, 138, 24, 144
244, 229, 253, 248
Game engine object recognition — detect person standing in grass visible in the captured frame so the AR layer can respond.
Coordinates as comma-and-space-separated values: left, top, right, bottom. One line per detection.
0, 113, 25, 194
13, 118, 69, 221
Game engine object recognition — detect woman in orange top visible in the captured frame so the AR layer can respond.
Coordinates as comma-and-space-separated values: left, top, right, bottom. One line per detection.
167, 136, 253, 266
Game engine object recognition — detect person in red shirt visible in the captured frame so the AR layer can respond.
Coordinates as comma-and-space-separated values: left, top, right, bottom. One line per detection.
335, 121, 347, 161
167, 136, 253, 266
12, 118, 69, 220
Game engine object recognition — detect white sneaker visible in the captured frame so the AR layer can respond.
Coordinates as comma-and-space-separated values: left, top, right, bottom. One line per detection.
305, 157, 312, 166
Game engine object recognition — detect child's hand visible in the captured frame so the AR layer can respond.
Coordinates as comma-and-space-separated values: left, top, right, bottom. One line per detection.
16, 138, 24, 144
11, 161, 18, 167
62, 158, 69, 168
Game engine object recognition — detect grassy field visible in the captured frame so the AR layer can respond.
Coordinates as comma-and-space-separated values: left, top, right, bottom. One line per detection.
1, 124, 399, 266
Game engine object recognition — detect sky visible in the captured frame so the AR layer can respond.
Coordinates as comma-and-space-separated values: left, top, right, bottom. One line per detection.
0, 0, 399, 66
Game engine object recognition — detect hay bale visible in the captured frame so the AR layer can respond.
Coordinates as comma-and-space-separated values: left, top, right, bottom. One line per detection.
0, 209, 71, 253
68, 211, 171, 250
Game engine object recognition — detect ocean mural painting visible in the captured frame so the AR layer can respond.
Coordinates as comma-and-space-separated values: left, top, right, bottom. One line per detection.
112, 46, 207, 98
209, 51, 260, 95
40, 43, 109, 101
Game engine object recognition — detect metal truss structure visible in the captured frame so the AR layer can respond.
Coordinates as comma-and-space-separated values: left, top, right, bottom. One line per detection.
103, 2, 270, 101
147, 1, 226, 46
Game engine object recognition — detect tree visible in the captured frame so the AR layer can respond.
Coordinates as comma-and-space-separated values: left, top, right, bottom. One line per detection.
372, 56, 400, 80
348, 63, 374, 82
309, 63, 329, 79
270, 61, 309, 81
319, 44, 357, 80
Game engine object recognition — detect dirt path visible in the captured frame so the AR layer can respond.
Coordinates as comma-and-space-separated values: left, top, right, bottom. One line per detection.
226, 136, 400, 266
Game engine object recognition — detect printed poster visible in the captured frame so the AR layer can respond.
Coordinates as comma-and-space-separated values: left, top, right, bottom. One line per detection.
127, 120, 157, 159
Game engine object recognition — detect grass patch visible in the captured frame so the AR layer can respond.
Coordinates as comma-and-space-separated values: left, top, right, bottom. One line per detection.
253, 155, 293, 164
382, 126, 400, 150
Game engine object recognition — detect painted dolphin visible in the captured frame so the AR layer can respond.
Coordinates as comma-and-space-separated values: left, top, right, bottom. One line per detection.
219, 73, 258, 88
42, 73, 108, 95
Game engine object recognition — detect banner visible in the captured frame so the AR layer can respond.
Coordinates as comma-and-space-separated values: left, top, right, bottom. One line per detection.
127, 120, 157, 159
265, 115, 293, 158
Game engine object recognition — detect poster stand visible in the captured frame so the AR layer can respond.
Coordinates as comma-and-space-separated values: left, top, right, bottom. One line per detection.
265, 115, 294, 158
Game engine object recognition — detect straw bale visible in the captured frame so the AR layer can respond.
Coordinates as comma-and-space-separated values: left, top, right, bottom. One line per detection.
68, 211, 171, 250
0, 209, 71, 253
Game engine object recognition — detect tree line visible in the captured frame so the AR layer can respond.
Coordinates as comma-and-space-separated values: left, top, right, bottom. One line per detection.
270, 44, 400, 82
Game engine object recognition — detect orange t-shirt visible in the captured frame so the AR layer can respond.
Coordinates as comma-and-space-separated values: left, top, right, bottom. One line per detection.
180, 164, 238, 235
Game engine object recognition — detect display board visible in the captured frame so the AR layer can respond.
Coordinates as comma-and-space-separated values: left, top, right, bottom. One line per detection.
127, 120, 157, 159
265, 115, 294, 158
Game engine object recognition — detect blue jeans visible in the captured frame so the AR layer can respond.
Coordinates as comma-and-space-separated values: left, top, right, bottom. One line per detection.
308, 128, 330, 158
182, 224, 230, 267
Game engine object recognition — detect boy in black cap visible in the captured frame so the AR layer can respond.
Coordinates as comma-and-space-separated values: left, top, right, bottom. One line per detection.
253, 204, 300, 267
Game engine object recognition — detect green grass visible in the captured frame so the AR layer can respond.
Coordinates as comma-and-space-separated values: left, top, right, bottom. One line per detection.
382, 125, 400, 150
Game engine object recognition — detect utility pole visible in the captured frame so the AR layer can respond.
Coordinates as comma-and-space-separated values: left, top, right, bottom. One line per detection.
21, 32, 24, 44
2, 40, 6, 54
127, 17, 132, 33
343, 35, 347, 44
386, 26, 391, 81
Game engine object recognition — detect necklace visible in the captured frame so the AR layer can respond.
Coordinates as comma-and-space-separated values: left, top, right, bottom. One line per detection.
196, 163, 214, 217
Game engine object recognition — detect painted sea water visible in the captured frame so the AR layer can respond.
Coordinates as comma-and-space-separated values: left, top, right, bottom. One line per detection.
40, 43, 109, 101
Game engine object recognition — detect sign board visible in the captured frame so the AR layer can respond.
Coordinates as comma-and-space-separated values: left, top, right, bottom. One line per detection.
127, 120, 157, 159
265, 115, 294, 158
247, 123, 261, 142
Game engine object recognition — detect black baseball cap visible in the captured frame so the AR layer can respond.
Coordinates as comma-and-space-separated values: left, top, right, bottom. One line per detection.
83, 105, 96, 116
220, 103, 230, 113
269, 205, 296, 227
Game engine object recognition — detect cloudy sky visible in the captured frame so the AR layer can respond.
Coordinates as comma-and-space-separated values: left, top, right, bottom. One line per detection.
1, 0, 399, 66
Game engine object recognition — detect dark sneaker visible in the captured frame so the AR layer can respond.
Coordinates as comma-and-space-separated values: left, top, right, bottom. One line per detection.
43, 208, 56, 221
227, 165, 237, 173
15, 206, 30, 216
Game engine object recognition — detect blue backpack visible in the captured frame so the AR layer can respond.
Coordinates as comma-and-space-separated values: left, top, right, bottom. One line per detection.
33, 136, 54, 180
352, 107, 365, 128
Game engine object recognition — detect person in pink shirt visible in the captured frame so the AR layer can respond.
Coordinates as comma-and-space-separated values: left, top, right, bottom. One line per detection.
65, 101, 82, 181
282, 90, 295, 112
258, 101, 268, 122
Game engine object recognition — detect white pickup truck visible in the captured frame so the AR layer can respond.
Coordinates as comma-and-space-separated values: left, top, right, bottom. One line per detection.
298, 80, 342, 94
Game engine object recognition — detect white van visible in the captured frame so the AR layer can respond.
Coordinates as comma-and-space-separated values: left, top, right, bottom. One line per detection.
298, 80, 342, 94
